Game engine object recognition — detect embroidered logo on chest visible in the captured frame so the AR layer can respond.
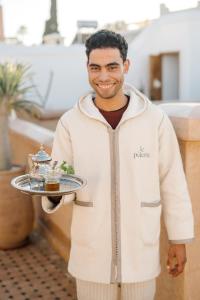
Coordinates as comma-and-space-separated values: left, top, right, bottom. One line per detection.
133, 146, 150, 159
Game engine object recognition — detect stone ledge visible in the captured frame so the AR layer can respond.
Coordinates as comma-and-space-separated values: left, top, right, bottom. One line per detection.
9, 117, 54, 148
159, 103, 200, 141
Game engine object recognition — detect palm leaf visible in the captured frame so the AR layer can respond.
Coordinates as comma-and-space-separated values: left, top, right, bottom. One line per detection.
0, 62, 39, 115
0, 62, 40, 170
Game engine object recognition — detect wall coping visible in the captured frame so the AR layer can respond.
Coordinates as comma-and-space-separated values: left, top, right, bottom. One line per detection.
10, 103, 200, 143
159, 102, 200, 141
34, 107, 67, 120
159, 102, 200, 119
9, 117, 54, 148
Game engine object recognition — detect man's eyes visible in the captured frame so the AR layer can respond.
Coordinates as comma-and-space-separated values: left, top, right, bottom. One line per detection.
108, 65, 118, 71
89, 65, 119, 72
90, 66, 100, 71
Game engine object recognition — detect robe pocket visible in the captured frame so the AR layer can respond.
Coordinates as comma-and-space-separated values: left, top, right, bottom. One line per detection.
140, 200, 162, 245
73, 185, 93, 207
71, 204, 95, 246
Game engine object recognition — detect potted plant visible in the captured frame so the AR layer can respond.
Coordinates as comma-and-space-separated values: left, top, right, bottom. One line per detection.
0, 62, 39, 249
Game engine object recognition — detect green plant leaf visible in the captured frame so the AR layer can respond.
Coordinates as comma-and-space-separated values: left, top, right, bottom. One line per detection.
59, 161, 75, 174
0, 62, 40, 115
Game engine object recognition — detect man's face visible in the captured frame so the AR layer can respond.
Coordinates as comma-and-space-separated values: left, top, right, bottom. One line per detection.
87, 48, 129, 100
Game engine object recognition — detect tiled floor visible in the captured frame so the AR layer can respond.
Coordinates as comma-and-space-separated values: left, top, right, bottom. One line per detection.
0, 231, 77, 300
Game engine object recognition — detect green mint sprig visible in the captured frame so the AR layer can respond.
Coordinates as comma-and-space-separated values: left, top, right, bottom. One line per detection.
60, 161, 75, 175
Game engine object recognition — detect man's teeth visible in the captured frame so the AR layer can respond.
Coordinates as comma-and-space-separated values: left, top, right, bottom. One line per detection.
98, 84, 113, 89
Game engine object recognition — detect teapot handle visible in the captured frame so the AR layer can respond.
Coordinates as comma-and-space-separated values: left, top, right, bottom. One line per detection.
28, 154, 34, 172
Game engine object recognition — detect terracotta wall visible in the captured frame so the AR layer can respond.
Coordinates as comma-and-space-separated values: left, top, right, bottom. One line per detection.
155, 104, 200, 300
10, 103, 200, 298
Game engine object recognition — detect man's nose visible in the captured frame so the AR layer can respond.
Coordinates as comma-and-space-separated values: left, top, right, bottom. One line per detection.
98, 70, 109, 81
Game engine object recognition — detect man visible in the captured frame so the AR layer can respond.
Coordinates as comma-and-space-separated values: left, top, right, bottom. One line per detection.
42, 30, 194, 300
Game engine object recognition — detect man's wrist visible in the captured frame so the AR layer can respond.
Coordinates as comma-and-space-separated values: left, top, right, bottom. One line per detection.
169, 238, 194, 244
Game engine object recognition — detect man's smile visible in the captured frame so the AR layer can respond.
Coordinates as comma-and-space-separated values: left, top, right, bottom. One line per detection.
96, 83, 115, 90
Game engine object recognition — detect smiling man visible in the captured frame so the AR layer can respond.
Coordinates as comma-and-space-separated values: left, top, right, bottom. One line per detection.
42, 30, 194, 300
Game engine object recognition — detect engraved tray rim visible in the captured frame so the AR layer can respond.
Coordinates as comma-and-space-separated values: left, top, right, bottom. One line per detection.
11, 173, 87, 196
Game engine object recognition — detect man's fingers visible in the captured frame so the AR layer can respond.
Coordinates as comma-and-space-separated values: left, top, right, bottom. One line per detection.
176, 254, 187, 272
177, 258, 187, 273
167, 244, 187, 277
170, 265, 178, 276
166, 253, 175, 272
168, 260, 186, 277
166, 259, 186, 276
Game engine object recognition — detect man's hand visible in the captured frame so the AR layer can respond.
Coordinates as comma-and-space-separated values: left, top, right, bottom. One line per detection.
48, 196, 62, 204
166, 244, 187, 277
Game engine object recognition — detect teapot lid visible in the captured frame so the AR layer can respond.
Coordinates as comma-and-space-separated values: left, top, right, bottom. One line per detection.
32, 144, 52, 163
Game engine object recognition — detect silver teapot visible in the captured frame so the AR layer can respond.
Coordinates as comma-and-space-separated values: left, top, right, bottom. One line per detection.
28, 145, 52, 190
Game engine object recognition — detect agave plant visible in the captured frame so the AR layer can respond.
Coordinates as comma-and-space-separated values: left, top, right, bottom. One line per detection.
0, 62, 39, 171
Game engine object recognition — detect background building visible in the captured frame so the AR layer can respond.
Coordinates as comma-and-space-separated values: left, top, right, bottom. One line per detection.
1, 3, 200, 110
127, 3, 200, 101
43, 0, 64, 45
72, 20, 98, 44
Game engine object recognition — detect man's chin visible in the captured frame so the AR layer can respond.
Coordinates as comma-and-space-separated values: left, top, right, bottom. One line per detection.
95, 90, 116, 100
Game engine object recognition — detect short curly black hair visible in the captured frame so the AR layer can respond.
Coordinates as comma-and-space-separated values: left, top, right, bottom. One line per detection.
85, 29, 128, 62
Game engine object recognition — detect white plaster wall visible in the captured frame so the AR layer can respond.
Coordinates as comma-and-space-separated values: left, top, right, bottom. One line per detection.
0, 44, 90, 109
127, 8, 200, 101
188, 18, 200, 100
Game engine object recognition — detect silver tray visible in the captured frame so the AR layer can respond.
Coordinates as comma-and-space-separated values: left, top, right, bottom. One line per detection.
11, 174, 86, 197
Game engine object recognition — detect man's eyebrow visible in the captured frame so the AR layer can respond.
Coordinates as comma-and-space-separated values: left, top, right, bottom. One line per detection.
88, 63, 100, 67
88, 62, 120, 67
106, 62, 120, 67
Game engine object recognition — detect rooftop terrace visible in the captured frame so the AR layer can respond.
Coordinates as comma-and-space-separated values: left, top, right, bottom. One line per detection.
0, 230, 77, 300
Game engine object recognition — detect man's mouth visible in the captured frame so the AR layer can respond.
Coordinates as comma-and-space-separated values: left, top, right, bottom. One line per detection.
96, 83, 114, 90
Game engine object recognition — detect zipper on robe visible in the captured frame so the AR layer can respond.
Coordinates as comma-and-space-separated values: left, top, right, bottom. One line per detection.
108, 127, 121, 283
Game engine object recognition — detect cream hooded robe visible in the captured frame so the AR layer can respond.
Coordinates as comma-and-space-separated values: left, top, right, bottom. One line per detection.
42, 85, 194, 284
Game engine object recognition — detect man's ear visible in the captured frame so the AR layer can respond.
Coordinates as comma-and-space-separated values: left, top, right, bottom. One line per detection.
124, 59, 130, 74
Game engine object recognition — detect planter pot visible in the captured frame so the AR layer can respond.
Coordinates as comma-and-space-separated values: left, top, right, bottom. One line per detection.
0, 165, 34, 249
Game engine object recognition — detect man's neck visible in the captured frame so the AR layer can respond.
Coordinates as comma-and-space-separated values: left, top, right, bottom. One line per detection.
94, 94, 128, 112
